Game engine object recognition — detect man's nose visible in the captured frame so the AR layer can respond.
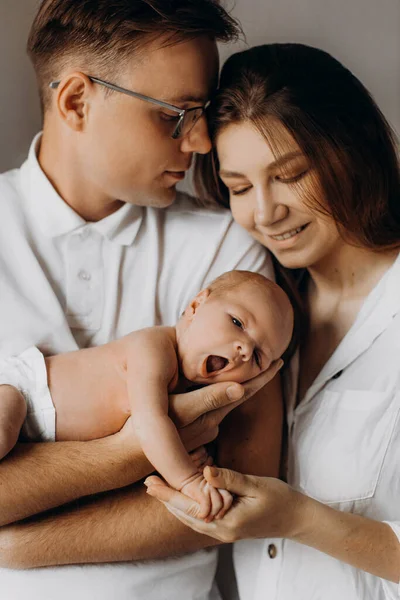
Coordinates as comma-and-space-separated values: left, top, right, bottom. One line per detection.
179, 116, 212, 155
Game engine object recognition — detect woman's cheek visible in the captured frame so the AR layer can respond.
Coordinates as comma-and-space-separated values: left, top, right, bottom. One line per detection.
230, 199, 255, 233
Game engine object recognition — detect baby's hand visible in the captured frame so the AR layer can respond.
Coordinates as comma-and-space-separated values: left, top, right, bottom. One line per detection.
189, 446, 214, 472
180, 472, 233, 522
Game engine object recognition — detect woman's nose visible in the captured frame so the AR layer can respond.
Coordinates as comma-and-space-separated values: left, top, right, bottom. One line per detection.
254, 188, 287, 227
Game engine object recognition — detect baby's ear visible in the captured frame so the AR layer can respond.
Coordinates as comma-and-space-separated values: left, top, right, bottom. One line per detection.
185, 288, 210, 319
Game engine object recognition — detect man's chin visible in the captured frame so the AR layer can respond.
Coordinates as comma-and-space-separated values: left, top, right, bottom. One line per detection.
125, 186, 177, 209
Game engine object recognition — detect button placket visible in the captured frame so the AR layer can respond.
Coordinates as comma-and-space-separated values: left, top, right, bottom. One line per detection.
65, 230, 104, 330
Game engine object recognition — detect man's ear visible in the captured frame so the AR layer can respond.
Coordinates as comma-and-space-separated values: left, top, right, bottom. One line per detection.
185, 288, 210, 319
54, 73, 93, 132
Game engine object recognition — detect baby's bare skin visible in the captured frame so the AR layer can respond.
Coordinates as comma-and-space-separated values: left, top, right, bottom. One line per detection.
0, 271, 294, 520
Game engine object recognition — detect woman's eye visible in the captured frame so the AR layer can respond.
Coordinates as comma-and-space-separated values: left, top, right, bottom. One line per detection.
231, 187, 252, 196
231, 316, 243, 329
275, 170, 308, 184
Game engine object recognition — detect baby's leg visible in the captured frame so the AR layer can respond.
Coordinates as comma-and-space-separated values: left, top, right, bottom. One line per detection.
0, 385, 27, 459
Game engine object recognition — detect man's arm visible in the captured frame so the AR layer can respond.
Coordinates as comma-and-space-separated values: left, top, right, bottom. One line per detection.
0, 364, 282, 568
0, 484, 219, 569
0, 430, 149, 527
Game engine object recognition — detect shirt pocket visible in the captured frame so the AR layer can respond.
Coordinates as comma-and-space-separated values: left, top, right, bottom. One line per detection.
291, 389, 400, 504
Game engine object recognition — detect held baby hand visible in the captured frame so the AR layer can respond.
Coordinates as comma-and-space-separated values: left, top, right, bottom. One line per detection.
145, 465, 306, 542
180, 473, 233, 522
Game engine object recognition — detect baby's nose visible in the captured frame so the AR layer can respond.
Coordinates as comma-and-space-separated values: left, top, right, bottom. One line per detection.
235, 340, 252, 361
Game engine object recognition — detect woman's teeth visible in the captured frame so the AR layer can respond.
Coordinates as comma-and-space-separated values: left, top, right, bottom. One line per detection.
271, 225, 305, 241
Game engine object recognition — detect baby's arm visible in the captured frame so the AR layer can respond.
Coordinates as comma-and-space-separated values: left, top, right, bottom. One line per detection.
0, 385, 27, 460
126, 329, 230, 519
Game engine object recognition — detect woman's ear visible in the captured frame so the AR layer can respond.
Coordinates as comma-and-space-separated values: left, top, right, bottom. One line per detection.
53, 73, 93, 132
185, 288, 211, 320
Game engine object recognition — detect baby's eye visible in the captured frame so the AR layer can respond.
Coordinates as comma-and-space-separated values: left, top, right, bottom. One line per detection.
231, 316, 243, 329
253, 349, 261, 369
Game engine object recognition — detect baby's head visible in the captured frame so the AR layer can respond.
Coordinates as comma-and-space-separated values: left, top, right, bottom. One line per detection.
176, 270, 293, 384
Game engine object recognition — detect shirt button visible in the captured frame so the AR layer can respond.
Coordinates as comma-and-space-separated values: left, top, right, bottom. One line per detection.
332, 370, 343, 380
267, 544, 277, 559
78, 270, 92, 281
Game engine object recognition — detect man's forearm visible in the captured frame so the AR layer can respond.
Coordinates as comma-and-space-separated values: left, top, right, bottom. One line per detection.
0, 435, 151, 526
0, 484, 218, 569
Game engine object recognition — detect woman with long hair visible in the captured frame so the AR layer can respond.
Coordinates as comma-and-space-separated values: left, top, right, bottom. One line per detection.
146, 43, 400, 599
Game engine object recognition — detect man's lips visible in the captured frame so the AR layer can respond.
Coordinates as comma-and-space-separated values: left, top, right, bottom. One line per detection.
164, 170, 186, 181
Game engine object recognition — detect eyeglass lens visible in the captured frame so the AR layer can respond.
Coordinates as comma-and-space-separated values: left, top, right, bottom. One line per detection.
176, 108, 204, 138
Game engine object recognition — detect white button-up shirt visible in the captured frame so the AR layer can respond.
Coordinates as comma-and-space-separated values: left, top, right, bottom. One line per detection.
234, 254, 400, 600
0, 135, 273, 600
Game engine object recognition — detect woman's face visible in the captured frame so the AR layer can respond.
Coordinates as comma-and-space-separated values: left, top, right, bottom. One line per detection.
216, 121, 345, 270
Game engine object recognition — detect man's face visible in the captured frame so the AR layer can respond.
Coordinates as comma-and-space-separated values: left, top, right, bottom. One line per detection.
77, 36, 219, 212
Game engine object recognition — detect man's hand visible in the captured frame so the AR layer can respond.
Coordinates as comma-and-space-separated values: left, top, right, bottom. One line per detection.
166, 358, 284, 452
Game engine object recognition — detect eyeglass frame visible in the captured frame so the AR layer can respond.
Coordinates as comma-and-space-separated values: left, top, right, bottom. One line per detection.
49, 75, 210, 140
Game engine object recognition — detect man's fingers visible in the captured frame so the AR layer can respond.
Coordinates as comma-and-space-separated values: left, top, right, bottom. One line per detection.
203, 465, 255, 496
169, 382, 244, 427
242, 358, 284, 400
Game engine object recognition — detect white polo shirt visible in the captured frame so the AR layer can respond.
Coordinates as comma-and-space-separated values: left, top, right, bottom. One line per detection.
0, 134, 273, 600
234, 254, 400, 600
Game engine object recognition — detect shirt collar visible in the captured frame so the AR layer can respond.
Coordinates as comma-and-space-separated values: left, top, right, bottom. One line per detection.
19, 133, 144, 246
301, 252, 400, 404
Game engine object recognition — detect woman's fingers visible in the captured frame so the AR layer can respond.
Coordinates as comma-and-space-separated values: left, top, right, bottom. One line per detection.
145, 477, 205, 517
204, 465, 255, 496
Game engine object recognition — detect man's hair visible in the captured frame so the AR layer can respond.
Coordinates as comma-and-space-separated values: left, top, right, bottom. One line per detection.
195, 43, 400, 251
27, 0, 242, 114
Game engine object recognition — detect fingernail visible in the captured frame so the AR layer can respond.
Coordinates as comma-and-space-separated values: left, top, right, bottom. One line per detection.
278, 359, 284, 370
144, 479, 150, 487
227, 385, 244, 401
208, 466, 219, 477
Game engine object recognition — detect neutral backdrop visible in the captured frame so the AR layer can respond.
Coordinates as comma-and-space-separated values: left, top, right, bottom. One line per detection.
0, 0, 399, 173
0, 1, 399, 598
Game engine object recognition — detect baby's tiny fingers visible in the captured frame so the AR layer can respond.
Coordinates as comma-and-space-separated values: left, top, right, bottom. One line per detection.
204, 483, 224, 523
215, 489, 233, 520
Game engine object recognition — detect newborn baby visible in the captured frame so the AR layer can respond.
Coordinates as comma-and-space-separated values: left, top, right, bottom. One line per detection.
0, 270, 293, 520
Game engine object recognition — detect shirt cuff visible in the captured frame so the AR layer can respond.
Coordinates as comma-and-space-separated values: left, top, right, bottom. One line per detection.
382, 521, 400, 599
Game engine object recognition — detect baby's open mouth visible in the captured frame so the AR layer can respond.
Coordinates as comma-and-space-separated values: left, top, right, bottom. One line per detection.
206, 355, 228, 374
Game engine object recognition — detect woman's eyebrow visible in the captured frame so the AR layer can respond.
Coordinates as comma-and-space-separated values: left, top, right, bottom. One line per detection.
219, 151, 304, 179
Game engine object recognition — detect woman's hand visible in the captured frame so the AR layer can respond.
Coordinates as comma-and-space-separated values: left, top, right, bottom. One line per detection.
144, 463, 305, 543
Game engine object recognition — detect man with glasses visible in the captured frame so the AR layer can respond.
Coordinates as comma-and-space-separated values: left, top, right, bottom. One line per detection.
0, 2, 282, 600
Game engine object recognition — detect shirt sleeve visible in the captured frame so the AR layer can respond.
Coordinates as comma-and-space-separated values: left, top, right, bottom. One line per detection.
381, 521, 400, 599
203, 219, 274, 284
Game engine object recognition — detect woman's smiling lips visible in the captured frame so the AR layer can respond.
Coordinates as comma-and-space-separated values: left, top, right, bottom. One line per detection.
267, 223, 310, 244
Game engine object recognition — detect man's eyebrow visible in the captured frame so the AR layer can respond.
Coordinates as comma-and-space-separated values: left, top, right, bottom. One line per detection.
219, 151, 304, 179
167, 94, 208, 105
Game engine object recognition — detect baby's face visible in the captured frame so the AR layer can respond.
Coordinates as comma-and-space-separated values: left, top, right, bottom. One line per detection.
179, 283, 291, 384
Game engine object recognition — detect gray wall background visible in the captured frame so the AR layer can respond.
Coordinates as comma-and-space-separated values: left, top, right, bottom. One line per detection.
0, 1, 399, 598
0, 0, 399, 173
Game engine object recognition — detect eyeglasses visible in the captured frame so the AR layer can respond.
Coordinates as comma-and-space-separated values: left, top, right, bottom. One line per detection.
49, 75, 210, 140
